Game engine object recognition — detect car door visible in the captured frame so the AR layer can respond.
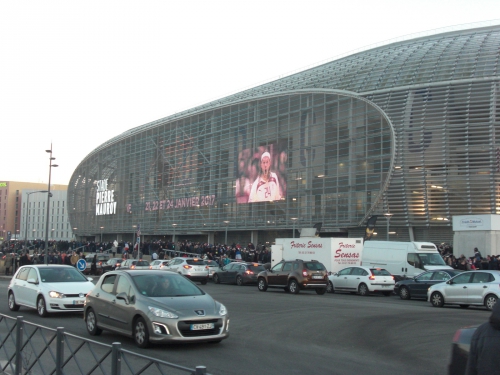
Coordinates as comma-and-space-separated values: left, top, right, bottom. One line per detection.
344, 267, 364, 291
219, 263, 235, 283
333, 268, 352, 290
12, 267, 30, 306
23, 267, 40, 308
445, 272, 472, 303
91, 273, 118, 329
267, 262, 285, 286
111, 275, 136, 335
467, 272, 494, 304
410, 271, 434, 298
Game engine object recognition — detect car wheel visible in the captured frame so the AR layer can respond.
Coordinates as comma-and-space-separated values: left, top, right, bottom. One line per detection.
316, 288, 327, 295
485, 294, 498, 311
430, 292, 444, 307
133, 317, 150, 348
257, 278, 268, 292
459, 305, 470, 309
86, 308, 103, 336
327, 281, 335, 293
213, 274, 220, 284
200, 279, 208, 285
37, 296, 48, 317
382, 291, 392, 297
358, 283, 369, 296
8, 292, 20, 311
236, 275, 243, 286
288, 280, 300, 294
399, 286, 410, 300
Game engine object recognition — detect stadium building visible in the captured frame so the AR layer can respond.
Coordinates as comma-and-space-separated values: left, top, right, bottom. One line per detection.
68, 23, 500, 246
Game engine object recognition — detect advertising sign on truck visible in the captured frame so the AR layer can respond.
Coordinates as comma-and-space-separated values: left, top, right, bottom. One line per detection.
272, 237, 363, 273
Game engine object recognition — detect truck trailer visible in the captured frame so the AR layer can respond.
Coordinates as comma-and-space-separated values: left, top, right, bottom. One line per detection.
271, 237, 363, 273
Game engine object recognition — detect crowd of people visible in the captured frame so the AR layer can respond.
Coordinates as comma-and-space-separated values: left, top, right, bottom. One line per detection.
438, 245, 500, 271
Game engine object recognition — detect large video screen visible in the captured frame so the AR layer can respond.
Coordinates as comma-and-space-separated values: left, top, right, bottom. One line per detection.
235, 143, 287, 204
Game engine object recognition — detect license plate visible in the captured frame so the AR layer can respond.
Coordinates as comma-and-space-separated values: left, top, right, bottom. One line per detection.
191, 323, 214, 330
73, 300, 84, 305
382, 285, 390, 288
312, 275, 323, 279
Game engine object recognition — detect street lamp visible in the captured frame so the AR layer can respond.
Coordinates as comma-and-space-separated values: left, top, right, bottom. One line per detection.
172, 223, 178, 242
100, 226, 104, 243
44, 144, 58, 265
291, 217, 298, 238
24, 190, 48, 248
384, 213, 393, 241
132, 225, 137, 247
223, 221, 230, 245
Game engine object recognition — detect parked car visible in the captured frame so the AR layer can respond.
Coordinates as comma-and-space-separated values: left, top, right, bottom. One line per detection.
327, 266, 395, 296
395, 269, 464, 300
428, 270, 500, 310
448, 326, 476, 375
83, 253, 110, 275
8, 265, 94, 317
83, 270, 229, 348
101, 258, 124, 273
213, 262, 266, 285
257, 259, 328, 294
117, 259, 151, 270
204, 259, 220, 279
164, 257, 209, 284
149, 259, 171, 269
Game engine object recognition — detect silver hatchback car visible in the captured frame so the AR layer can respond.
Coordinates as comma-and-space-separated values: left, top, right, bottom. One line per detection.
427, 270, 500, 310
164, 257, 210, 284
84, 270, 229, 348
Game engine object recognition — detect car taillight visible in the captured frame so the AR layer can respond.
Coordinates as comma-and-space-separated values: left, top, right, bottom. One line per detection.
98, 261, 102, 266
149, 266, 152, 269
245, 270, 254, 275
452, 330, 462, 343
391, 276, 395, 280
131, 265, 135, 269
369, 275, 375, 280
183, 265, 192, 269
205, 266, 209, 270
302, 270, 308, 277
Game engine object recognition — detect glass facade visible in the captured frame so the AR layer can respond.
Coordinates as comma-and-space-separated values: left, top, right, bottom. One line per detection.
69, 25, 500, 244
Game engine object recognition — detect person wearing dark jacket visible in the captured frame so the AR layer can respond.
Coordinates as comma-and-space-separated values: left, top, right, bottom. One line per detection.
466, 302, 500, 374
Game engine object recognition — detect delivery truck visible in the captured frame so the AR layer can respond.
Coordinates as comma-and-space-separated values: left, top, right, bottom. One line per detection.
362, 240, 452, 280
271, 237, 363, 273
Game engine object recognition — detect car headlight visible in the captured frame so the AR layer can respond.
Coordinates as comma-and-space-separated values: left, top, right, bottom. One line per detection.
49, 291, 66, 298
148, 306, 178, 319
219, 303, 228, 316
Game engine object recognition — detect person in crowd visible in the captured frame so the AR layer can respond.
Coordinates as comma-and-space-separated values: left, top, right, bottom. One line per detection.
70, 251, 79, 267
466, 301, 500, 374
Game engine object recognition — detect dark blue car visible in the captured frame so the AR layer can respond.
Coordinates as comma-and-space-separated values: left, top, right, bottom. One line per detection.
394, 269, 463, 300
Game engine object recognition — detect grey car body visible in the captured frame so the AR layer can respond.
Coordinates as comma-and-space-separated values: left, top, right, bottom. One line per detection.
83, 270, 229, 348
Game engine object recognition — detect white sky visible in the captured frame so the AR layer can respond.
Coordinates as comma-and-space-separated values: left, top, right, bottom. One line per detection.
1, 0, 499, 185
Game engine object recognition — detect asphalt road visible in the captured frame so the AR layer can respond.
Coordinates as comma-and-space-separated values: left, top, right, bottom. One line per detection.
0, 278, 491, 375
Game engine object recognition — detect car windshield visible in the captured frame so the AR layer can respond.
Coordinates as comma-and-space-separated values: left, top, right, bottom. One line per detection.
418, 253, 447, 266
304, 262, 326, 271
39, 267, 89, 283
132, 274, 205, 297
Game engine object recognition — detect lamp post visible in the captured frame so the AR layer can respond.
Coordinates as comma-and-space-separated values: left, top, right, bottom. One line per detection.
24, 190, 48, 249
132, 225, 137, 247
291, 217, 298, 238
44, 144, 58, 265
384, 213, 393, 241
100, 226, 104, 243
172, 223, 177, 243
223, 221, 230, 245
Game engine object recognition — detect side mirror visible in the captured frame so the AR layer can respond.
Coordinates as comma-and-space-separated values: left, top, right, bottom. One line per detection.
116, 292, 129, 304
27, 278, 38, 285
87, 277, 93, 282
446, 280, 452, 285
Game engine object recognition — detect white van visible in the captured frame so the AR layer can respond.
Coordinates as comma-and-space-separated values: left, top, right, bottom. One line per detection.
362, 241, 451, 280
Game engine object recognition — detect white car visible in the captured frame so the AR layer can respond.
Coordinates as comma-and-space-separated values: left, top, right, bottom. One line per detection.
427, 270, 500, 310
8, 265, 95, 317
149, 259, 171, 269
327, 266, 395, 296
164, 257, 209, 284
